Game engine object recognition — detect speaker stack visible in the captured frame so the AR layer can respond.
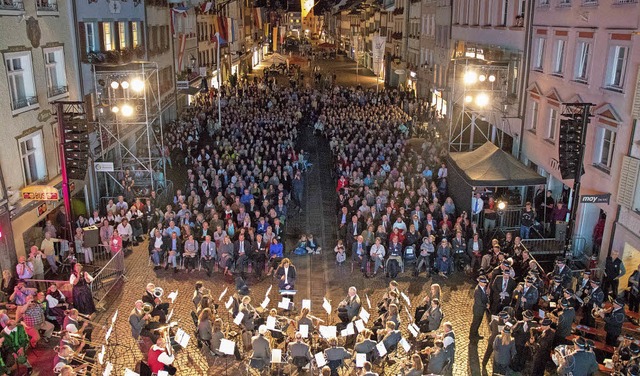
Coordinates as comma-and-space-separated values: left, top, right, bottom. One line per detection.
558, 118, 584, 180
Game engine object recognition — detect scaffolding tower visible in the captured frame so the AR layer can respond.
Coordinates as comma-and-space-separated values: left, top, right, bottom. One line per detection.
92, 62, 166, 198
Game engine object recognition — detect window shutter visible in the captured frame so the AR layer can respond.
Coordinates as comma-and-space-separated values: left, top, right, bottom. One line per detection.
98, 22, 105, 52
633, 69, 640, 118
78, 22, 88, 61
617, 155, 640, 208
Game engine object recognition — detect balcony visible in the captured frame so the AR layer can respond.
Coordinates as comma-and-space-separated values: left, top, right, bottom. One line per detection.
88, 46, 145, 65
47, 85, 68, 100
391, 32, 403, 40
11, 95, 38, 114
614, 0, 637, 3
36, 0, 58, 14
0, 0, 24, 15
581, 0, 598, 5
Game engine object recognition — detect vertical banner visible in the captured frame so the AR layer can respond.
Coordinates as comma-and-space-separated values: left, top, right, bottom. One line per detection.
372, 35, 386, 75
273, 26, 278, 51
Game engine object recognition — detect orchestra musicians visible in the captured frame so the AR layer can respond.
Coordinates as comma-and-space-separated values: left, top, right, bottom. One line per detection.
296, 307, 316, 334
354, 329, 377, 362
417, 298, 443, 333
601, 296, 626, 346
63, 309, 93, 340
250, 325, 271, 370
556, 337, 598, 376
492, 325, 516, 375
148, 336, 176, 375
513, 276, 539, 319
324, 337, 351, 376
288, 331, 312, 371
530, 318, 555, 376
510, 310, 538, 372
580, 279, 604, 328
553, 298, 575, 347
547, 257, 573, 289
338, 286, 362, 324
129, 300, 154, 341
574, 270, 592, 307
490, 269, 516, 314
142, 283, 170, 323
424, 339, 448, 374
238, 295, 258, 332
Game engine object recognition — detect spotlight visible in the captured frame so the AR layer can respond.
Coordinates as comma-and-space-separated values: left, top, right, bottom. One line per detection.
131, 78, 144, 92
475, 93, 489, 107
121, 81, 130, 89
465, 95, 473, 103
111, 106, 120, 113
121, 104, 134, 117
463, 71, 477, 84
479, 74, 486, 82
110, 81, 119, 89
497, 201, 506, 211
488, 75, 496, 82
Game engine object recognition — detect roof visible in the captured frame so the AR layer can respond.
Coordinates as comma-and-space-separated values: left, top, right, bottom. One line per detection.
447, 142, 546, 187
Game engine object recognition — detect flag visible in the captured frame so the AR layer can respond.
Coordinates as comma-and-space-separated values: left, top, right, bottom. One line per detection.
170, 6, 189, 36
212, 32, 227, 46
203, 1, 212, 13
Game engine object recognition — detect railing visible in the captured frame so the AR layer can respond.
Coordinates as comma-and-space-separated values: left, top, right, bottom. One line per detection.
90, 250, 125, 310
25, 278, 73, 301
581, 0, 598, 4
36, 0, 57, 11
0, 0, 24, 11
521, 238, 566, 255
557, 0, 571, 6
614, 0, 637, 3
12, 95, 38, 110
48, 85, 68, 98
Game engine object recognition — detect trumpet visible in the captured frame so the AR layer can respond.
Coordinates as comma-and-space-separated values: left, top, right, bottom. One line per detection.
142, 303, 154, 314
67, 333, 103, 347
591, 306, 612, 318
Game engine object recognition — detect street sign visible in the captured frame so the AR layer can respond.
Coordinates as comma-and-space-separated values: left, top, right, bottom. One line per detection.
94, 162, 114, 172
580, 193, 610, 204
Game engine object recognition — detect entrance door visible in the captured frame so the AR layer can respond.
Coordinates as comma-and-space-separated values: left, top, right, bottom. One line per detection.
620, 242, 640, 296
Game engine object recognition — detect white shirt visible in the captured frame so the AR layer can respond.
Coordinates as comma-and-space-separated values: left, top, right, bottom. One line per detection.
370, 244, 385, 258
70, 272, 94, 285
471, 197, 484, 215
284, 266, 289, 284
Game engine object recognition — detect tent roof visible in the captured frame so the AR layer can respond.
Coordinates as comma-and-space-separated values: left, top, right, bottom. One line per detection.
448, 142, 546, 187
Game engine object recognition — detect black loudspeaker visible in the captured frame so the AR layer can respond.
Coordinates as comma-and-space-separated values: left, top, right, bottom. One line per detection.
558, 118, 584, 180
82, 225, 100, 247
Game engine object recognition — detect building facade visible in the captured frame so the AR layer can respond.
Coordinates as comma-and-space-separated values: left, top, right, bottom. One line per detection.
0, 0, 81, 259
522, 0, 640, 267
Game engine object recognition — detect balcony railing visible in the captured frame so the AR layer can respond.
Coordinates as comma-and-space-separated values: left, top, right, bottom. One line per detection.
48, 85, 68, 98
614, 0, 637, 3
557, 0, 571, 6
0, 0, 24, 11
581, 0, 597, 5
12, 95, 38, 111
36, 0, 57, 11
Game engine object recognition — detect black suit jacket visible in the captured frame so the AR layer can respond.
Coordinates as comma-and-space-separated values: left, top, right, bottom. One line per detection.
163, 237, 182, 254
473, 285, 489, 316
234, 240, 253, 258
276, 265, 296, 290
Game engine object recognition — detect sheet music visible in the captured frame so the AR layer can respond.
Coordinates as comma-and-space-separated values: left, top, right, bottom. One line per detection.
272, 349, 282, 363
319, 325, 336, 339
299, 324, 309, 338
111, 310, 118, 324
260, 297, 270, 309
266, 285, 272, 297
539, 309, 545, 318
359, 307, 370, 323
102, 362, 113, 376
354, 319, 365, 332
302, 299, 311, 310
225, 296, 234, 310
408, 323, 418, 337
266, 316, 277, 330
278, 297, 291, 310
158, 371, 169, 376
365, 294, 371, 309
400, 337, 410, 352
105, 325, 113, 342
315, 352, 327, 367
401, 291, 411, 307
168, 290, 178, 304
322, 298, 331, 315
345, 322, 355, 335
219, 287, 228, 302
175, 328, 190, 348
166, 309, 174, 323
356, 353, 366, 367
234, 312, 245, 326
376, 341, 387, 357
219, 338, 235, 355
123, 369, 139, 376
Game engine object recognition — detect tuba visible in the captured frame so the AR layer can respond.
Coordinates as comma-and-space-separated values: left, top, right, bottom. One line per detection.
142, 303, 154, 314
153, 287, 164, 298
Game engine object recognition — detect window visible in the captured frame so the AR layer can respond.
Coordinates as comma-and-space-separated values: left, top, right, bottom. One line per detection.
594, 127, 616, 170
85, 23, 97, 53
534, 37, 545, 70
528, 100, 539, 132
103, 22, 114, 51
547, 108, 558, 141
132, 22, 140, 48
500, 0, 508, 25
18, 130, 46, 185
43, 47, 68, 99
552, 39, 565, 74
605, 45, 629, 89
573, 41, 591, 81
118, 22, 128, 49
4, 51, 38, 113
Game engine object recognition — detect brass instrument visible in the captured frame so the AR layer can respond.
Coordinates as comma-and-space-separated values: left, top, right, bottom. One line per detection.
142, 303, 154, 314
67, 333, 103, 347
552, 344, 574, 366
153, 287, 164, 299
591, 306, 612, 318
581, 295, 591, 307
63, 311, 102, 328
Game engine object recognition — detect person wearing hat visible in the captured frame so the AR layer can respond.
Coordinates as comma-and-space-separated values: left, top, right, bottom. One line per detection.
511, 310, 538, 372
250, 325, 272, 369
490, 268, 516, 315
482, 309, 514, 369
562, 288, 577, 309
530, 317, 555, 376
603, 249, 627, 299
553, 298, 575, 347
492, 324, 517, 375
574, 270, 592, 306
513, 277, 539, 319
557, 337, 598, 376
580, 279, 605, 328
545, 275, 564, 306
601, 296, 626, 346
548, 257, 573, 289
616, 335, 640, 373
470, 275, 490, 340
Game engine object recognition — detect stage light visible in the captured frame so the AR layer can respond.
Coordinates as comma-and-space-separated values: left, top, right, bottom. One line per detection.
475, 93, 490, 107
131, 78, 144, 92
121, 80, 130, 89
111, 106, 119, 113
465, 95, 473, 103
121, 104, 134, 117
488, 75, 496, 82
497, 201, 506, 210
479, 74, 486, 82
463, 70, 477, 84
110, 81, 119, 89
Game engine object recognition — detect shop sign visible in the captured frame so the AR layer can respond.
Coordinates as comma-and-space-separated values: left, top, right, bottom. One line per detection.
21, 185, 59, 201
580, 193, 610, 204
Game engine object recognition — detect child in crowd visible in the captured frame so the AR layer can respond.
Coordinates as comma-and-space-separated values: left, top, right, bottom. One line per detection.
334, 240, 346, 265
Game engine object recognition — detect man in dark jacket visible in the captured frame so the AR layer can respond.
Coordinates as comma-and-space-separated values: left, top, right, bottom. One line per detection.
470, 275, 489, 340
530, 318, 555, 376
490, 269, 517, 314
554, 299, 575, 347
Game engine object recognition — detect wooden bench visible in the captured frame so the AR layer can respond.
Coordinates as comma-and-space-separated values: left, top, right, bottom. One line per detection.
626, 309, 640, 321
599, 364, 614, 374
572, 323, 606, 338
565, 335, 615, 354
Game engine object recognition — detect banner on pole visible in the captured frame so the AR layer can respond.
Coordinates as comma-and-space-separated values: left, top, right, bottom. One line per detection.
372, 35, 386, 75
